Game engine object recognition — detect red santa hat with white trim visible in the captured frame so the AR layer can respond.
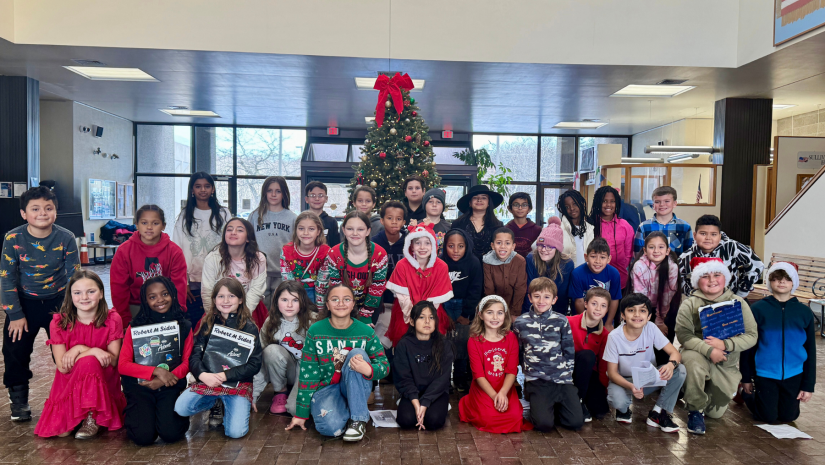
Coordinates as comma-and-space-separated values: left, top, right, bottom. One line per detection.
690, 257, 731, 290
766, 261, 799, 294
403, 222, 438, 270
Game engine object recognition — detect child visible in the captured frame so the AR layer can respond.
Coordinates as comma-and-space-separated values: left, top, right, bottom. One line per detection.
316, 211, 388, 324
401, 175, 427, 224
633, 186, 693, 255
483, 227, 527, 318
588, 186, 634, 289
421, 188, 451, 254
740, 262, 816, 423
174, 277, 263, 439
678, 215, 764, 297
33, 270, 125, 438
385, 223, 454, 346
567, 288, 612, 422
569, 238, 622, 329
348, 186, 383, 233
451, 185, 504, 263
603, 293, 684, 432
394, 302, 454, 431
118, 276, 193, 445
172, 172, 230, 328
280, 211, 331, 303
201, 218, 267, 318
629, 232, 679, 340
110, 205, 188, 327
459, 296, 525, 433
523, 218, 574, 315
248, 176, 297, 299
371, 201, 408, 348
505, 192, 542, 258
675, 257, 757, 435
513, 278, 583, 431
286, 284, 389, 441
253, 281, 313, 415
557, 190, 593, 267
1, 186, 80, 421
305, 181, 340, 247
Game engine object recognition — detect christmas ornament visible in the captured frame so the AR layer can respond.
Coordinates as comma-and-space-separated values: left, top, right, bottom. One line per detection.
331, 203, 338, 211
423, 140, 430, 147
390, 128, 397, 135
396, 150, 405, 158
385, 100, 392, 108
405, 135, 412, 142
370, 181, 378, 188
412, 111, 417, 117
404, 99, 411, 106
422, 170, 429, 177
379, 152, 386, 159
411, 98, 416, 104
415, 134, 421, 143
405, 118, 411, 123
410, 156, 414, 164
373, 72, 415, 127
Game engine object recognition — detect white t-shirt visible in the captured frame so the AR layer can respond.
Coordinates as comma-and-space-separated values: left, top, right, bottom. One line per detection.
573, 236, 585, 267
603, 322, 669, 377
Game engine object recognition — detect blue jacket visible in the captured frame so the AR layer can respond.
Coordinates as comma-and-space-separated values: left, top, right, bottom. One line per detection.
740, 296, 816, 392
522, 253, 574, 315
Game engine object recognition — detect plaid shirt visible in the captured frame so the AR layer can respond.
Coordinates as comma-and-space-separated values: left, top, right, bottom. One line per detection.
189, 381, 253, 403
634, 214, 693, 255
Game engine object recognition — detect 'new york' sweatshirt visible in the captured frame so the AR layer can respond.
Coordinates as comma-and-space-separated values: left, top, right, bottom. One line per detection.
248, 209, 298, 278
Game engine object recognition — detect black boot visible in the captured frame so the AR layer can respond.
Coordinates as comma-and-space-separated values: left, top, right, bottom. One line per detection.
8, 385, 31, 422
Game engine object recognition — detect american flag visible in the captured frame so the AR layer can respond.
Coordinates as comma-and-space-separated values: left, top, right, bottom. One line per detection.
696, 174, 703, 203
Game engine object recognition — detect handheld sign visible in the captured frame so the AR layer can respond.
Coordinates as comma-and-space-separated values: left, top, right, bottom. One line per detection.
131, 322, 181, 382
203, 324, 256, 388
699, 300, 745, 341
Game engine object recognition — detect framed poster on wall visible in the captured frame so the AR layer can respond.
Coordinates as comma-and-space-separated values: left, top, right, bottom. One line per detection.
89, 179, 117, 220
117, 182, 135, 219
775, 0, 825, 45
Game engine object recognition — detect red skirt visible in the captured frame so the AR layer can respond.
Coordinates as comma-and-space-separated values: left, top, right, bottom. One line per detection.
459, 381, 524, 434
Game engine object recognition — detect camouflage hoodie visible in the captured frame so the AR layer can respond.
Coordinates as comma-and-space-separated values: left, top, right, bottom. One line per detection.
512, 306, 575, 384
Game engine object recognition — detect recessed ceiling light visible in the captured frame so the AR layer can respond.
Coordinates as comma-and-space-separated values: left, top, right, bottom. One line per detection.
159, 109, 220, 118
365, 117, 376, 123
773, 104, 796, 110
553, 121, 609, 129
610, 84, 695, 98
63, 66, 158, 82
355, 77, 425, 91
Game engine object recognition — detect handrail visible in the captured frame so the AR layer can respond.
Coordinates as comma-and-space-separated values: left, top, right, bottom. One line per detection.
767, 163, 825, 234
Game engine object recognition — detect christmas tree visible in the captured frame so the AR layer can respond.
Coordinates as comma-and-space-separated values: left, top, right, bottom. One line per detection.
348, 73, 441, 208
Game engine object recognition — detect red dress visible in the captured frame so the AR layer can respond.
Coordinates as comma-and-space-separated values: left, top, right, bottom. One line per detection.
385, 258, 453, 346
459, 332, 524, 433
34, 310, 126, 437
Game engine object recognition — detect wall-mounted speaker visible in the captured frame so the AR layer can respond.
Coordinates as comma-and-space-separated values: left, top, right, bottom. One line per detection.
93, 126, 104, 138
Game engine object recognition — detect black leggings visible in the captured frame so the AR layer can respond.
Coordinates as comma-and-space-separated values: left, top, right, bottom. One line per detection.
123, 381, 190, 446
397, 392, 449, 430
745, 374, 803, 423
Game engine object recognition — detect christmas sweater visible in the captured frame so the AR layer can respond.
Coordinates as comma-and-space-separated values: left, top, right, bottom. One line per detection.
279, 243, 331, 291
315, 243, 388, 323
295, 318, 389, 419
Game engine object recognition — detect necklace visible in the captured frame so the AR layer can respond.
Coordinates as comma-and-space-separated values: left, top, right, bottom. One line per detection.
470, 216, 484, 232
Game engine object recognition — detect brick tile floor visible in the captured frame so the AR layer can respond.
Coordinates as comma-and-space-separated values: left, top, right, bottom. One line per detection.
1, 264, 825, 464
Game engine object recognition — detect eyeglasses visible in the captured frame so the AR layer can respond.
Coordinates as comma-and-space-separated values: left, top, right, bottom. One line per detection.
536, 244, 556, 250
511, 203, 530, 209
307, 194, 327, 199
415, 354, 432, 363
328, 297, 354, 304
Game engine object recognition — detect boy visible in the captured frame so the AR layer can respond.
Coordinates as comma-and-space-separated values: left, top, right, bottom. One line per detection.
401, 176, 427, 224
512, 278, 583, 431
421, 188, 451, 255
482, 227, 527, 318
304, 181, 340, 247
569, 237, 622, 329
633, 186, 693, 255
505, 192, 542, 258
371, 201, 407, 347
604, 293, 684, 432
740, 262, 815, 424
678, 214, 764, 297
1, 186, 81, 421
676, 257, 757, 435
567, 288, 612, 422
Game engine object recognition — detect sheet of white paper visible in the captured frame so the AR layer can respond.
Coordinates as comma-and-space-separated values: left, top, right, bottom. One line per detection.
369, 410, 399, 428
756, 424, 812, 439
631, 362, 667, 389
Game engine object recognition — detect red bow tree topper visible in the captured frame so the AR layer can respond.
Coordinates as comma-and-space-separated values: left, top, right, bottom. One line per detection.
374, 72, 415, 127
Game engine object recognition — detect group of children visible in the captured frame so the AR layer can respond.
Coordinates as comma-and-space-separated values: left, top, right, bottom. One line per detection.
0, 176, 815, 443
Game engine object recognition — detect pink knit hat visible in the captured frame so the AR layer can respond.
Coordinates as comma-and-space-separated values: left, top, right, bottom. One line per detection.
535, 217, 564, 252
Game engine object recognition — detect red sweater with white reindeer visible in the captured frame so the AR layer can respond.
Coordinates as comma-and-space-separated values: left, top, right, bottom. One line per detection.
109, 232, 187, 326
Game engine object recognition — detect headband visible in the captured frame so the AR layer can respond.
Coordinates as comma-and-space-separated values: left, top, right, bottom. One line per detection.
478, 295, 508, 314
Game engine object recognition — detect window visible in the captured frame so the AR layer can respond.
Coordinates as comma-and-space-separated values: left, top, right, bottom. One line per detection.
473, 135, 538, 181
670, 166, 715, 206
497, 184, 537, 223
306, 143, 348, 162
195, 127, 233, 175
601, 164, 717, 207
442, 185, 466, 220
236, 178, 302, 219
136, 125, 191, 174
542, 187, 566, 222
236, 128, 304, 176
432, 146, 466, 165
541, 136, 576, 182
136, 177, 191, 234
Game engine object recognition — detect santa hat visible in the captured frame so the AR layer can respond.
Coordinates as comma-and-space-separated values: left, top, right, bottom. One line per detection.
690, 257, 731, 290
534, 217, 564, 253
766, 261, 799, 294
403, 223, 437, 270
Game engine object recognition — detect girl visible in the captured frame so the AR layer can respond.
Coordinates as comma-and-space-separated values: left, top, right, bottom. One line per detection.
252, 281, 313, 415
588, 186, 634, 289
201, 218, 267, 322
629, 232, 680, 340
394, 302, 454, 431
286, 284, 389, 442
315, 211, 388, 325
111, 204, 188, 327
451, 185, 504, 263
280, 211, 331, 303
248, 176, 298, 300
458, 296, 525, 434
34, 270, 125, 439
557, 189, 594, 267
348, 186, 383, 233
174, 278, 262, 439
385, 223, 454, 347
118, 276, 194, 445
523, 218, 575, 315
173, 172, 230, 328
401, 175, 427, 224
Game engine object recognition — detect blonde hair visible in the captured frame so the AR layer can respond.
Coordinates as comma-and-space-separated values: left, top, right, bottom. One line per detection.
469, 296, 511, 338
533, 250, 571, 282
290, 211, 326, 247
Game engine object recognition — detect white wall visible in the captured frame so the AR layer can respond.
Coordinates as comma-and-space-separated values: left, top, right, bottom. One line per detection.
0, 0, 12, 42
631, 119, 714, 158
40, 101, 76, 211
774, 137, 825, 216
764, 168, 825, 260
737, 0, 825, 66
752, 165, 770, 259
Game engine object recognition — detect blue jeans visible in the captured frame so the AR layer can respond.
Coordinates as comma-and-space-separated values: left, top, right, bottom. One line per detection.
310, 348, 372, 437
186, 282, 205, 329
174, 388, 251, 439
443, 298, 463, 322
305, 288, 316, 304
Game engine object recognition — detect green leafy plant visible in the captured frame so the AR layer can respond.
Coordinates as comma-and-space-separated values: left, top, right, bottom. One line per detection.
452, 148, 513, 215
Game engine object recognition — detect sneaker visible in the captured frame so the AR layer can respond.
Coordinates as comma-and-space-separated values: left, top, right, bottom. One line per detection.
8, 386, 31, 422
367, 391, 376, 405
209, 400, 224, 427
646, 409, 679, 433
581, 403, 592, 423
687, 410, 706, 435
733, 383, 745, 405
343, 420, 367, 442
269, 393, 288, 415
615, 408, 632, 423
75, 412, 99, 439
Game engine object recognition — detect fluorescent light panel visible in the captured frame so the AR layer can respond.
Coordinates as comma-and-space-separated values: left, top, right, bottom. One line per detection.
553, 121, 608, 129
773, 104, 796, 110
611, 84, 695, 98
64, 66, 158, 82
355, 77, 425, 91
159, 109, 220, 118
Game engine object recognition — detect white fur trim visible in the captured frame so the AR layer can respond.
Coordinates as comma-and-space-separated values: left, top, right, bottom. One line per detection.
385, 281, 410, 297
403, 227, 437, 269
690, 261, 731, 290
766, 262, 799, 294
427, 291, 454, 306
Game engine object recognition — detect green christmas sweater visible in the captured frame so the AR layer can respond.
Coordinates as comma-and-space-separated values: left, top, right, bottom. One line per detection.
295, 318, 389, 419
